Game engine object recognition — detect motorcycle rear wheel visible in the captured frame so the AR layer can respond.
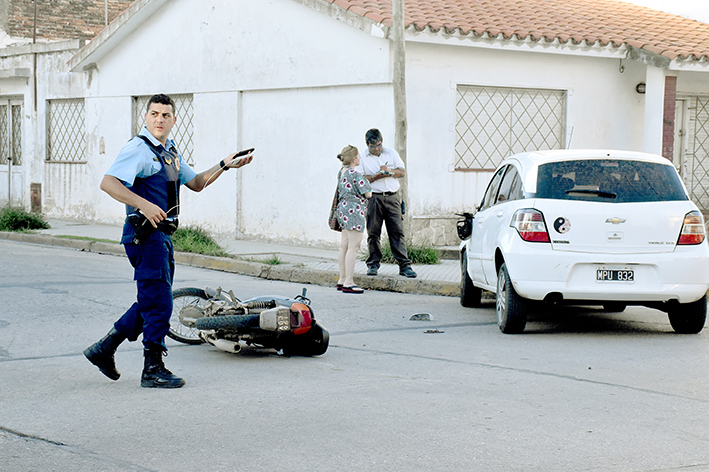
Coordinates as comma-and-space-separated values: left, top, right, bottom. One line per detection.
194, 314, 260, 330
169, 287, 209, 345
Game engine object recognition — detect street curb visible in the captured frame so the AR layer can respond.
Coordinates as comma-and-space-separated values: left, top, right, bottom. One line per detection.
0, 232, 459, 297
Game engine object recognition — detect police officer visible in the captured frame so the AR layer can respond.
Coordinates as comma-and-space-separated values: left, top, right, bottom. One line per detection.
84, 94, 253, 388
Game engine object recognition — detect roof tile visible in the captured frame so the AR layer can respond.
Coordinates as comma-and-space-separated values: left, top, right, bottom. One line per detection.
327, 0, 709, 61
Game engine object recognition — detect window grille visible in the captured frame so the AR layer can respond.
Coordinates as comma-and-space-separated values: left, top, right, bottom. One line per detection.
11, 105, 22, 165
0, 103, 23, 165
132, 94, 195, 166
0, 105, 7, 165
455, 85, 567, 170
46, 99, 86, 162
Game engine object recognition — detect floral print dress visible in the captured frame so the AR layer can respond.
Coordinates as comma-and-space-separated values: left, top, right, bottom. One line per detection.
337, 167, 372, 232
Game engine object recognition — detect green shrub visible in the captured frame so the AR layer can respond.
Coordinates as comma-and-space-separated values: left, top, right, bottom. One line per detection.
241, 254, 283, 265
0, 207, 49, 232
377, 238, 440, 265
172, 225, 228, 257
261, 254, 283, 265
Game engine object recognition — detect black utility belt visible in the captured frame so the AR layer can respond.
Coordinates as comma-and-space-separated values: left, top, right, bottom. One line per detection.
373, 191, 397, 196
127, 213, 179, 244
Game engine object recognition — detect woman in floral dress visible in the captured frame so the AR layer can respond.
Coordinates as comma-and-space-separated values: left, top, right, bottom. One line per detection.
336, 145, 372, 293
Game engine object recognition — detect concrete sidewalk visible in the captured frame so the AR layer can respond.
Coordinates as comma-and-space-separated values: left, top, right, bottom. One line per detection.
0, 219, 461, 297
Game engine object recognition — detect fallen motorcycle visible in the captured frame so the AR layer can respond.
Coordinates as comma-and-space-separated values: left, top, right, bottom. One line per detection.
168, 286, 329, 356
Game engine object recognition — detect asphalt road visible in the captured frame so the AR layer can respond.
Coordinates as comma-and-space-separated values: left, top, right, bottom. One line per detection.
2, 239, 709, 472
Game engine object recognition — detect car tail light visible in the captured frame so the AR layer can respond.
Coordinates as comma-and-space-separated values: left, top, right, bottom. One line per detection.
678, 210, 706, 245
511, 209, 550, 242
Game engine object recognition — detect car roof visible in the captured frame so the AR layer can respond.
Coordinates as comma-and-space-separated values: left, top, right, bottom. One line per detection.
502, 149, 676, 194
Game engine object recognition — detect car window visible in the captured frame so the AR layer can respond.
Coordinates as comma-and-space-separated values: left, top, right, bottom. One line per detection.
508, 172, 523, 201
535, 159, 688, 203
496, 166, 523, 204
479, 166, 507, 211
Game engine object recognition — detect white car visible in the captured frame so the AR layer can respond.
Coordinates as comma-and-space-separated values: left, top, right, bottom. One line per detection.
459, 149, 709, 334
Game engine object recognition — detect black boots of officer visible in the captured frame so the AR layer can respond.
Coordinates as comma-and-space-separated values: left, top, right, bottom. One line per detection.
83, 327, 127, 381
141, 346, 185, 389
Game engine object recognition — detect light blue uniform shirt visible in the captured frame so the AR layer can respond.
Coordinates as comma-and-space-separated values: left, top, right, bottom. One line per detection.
105, 126, 197, 187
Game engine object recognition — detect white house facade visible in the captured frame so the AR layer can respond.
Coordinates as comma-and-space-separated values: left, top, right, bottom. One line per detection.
1, 0, 709, 247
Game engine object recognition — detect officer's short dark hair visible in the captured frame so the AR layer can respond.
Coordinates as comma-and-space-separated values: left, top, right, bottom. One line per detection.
365, 128, 382, 145
146, 94, 176, 115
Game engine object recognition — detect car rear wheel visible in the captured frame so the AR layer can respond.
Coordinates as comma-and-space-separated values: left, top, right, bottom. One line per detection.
668, 295, 707, 334
496, 263, 527, 334
460, 250, 482, 308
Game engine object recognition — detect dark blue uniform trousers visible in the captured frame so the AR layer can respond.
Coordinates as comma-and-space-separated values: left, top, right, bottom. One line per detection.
113, 231, 174, 351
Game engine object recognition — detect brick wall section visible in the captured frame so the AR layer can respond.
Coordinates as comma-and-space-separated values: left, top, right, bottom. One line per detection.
662, 76, 677, 161
5, 0, 133, 41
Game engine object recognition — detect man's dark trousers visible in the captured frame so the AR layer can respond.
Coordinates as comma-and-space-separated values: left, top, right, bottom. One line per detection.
113, 231, 174, 351
366, 192, 412, 270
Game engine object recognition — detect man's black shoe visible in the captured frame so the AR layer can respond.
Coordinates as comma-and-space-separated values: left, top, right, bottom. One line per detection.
367, 267, 378, 276
399, 266, 417, 278
84, 328, 126, 381
141, 348, 185, 389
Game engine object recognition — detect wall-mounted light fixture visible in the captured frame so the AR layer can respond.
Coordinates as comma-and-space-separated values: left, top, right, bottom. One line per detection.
636, 83, 646, 94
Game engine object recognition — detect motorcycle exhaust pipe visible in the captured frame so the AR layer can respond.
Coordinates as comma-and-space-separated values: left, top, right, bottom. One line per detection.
210, 339, 242, 354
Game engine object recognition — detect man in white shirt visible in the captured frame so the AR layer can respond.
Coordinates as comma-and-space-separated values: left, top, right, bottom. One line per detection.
356, 128, 416, 278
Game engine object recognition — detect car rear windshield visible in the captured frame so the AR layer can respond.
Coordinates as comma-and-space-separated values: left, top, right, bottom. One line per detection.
535, 159, 688, 203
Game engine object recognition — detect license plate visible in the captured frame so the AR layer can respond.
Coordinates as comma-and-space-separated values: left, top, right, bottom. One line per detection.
596, 269, 634, 282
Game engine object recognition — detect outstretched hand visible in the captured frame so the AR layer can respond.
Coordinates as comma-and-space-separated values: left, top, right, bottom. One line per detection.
225, 149, 254, 169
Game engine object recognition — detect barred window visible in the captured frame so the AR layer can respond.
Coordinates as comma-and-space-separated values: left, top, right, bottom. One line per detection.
47, 99, 86, 162
132, 94, 195, 166
455, 85, 567, 170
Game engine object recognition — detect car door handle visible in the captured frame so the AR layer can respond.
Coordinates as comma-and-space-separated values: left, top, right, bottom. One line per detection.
496, 211, 504, 218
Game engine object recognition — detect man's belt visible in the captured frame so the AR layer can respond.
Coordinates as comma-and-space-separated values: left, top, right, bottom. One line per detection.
373, 191, 397, 196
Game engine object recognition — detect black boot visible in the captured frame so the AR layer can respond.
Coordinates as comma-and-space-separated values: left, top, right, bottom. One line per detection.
141, 347, 185, 389
83, 327, 126, 381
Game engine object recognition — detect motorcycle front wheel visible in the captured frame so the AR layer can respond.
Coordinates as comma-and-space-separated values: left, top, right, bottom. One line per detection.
169, 287, 209, 345
282, 322, 330, 357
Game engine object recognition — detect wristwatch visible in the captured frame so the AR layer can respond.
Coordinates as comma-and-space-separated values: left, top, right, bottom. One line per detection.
219, 159, 229, 171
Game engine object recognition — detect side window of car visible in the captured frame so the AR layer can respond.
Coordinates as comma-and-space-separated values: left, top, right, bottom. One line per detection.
479, 166, 507, 211
496, 166, 521, 204
507, 172, 524, 201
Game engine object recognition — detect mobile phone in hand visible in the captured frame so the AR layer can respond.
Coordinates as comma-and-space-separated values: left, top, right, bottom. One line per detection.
232, 148, 255, 166
234, 147, 254, 158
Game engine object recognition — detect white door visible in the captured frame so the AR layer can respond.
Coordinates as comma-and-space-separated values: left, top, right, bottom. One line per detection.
0, 99, 23, 207
673, 99, 689, 180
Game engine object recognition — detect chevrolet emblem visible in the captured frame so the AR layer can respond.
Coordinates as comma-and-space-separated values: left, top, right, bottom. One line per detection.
605, 217, 626, 224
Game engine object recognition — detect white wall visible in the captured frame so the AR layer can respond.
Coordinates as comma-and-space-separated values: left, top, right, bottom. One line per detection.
405, 41, 649, 219
81, 0, 393, 246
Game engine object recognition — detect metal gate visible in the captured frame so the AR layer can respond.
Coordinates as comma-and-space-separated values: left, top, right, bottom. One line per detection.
0, 99, 23, 207
674, 96, 709, 213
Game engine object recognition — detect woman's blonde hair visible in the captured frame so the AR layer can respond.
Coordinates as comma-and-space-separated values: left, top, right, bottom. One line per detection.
337, 145, 359, 166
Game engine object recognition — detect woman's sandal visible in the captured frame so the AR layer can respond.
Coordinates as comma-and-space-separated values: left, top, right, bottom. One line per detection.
342, 285, 364, 294
336, 284, 343, 291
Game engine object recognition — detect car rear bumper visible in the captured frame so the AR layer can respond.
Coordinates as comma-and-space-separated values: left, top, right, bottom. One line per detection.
504, 246, 709, 304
